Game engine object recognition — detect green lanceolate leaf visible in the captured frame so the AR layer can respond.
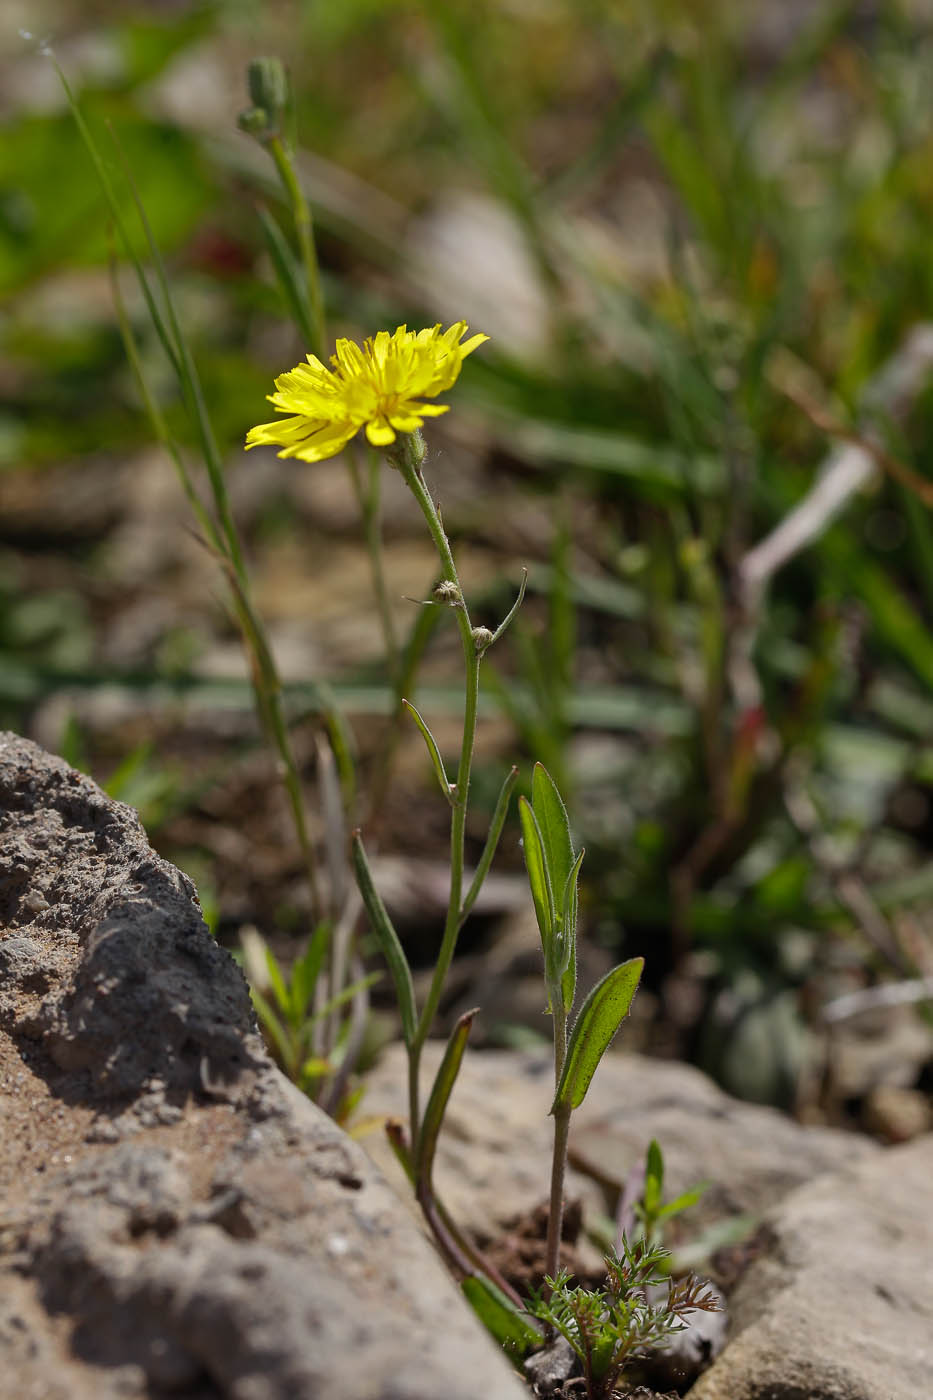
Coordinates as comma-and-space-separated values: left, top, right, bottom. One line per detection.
519, 795, 556, 951
264, 948, 290, 1016
461, 1275, 543, 1355
552, 958, 644, 1114
657, 1185, 708, 1222
290, 921, 331, 1025
402, 699, 454, 805
352, 831, 416, 1046
643, 1138, 664, 1218
459, 765, 518, 928
532, 762, 575, 900
559, 846, 585, 1013
416, 1008, 477, 1183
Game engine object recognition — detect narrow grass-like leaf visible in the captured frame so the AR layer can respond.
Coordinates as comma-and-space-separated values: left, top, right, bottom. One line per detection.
644, 1138, 664, 1217
657, 1185, 708, 1221
461, 1275, 543, 1355
552, 958, 644, 1114
256, 202, 316, 348
532, 762, 575, 901
56, 63, 182, 377
290, 921, 330, 1023
416, 1007, 477, 1182
459, 764, 518, 928
108, 252, 219, 551
487, 567, 528, 648
249, 986, 293, 1071
264, 948, 290, 1016
519, 794, 555, 950
107, 128, 241, 571
402, 699, 454, 805
352, 831, 416, 1045
308, 970, 381, 1026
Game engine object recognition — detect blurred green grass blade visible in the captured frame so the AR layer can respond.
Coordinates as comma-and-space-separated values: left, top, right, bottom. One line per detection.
55, 62, 182, 378
105, 127, 241, 572
249, 986, 293, 1071
109, 252, 220, 551
825, 531, 933, 690
264, 948, 290, 1017
553, 957, 643, 1114
424, 0, 554, 287
291, 922, 331, 1022
308, 971, 381, 1027
498, 416, 725, 493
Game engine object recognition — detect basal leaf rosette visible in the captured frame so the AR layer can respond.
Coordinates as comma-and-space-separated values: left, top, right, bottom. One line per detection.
246, 321, 488, 463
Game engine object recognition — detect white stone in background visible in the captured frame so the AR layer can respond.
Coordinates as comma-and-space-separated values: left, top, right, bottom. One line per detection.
687, 1134, 933, 1400
405, 191, 553, 361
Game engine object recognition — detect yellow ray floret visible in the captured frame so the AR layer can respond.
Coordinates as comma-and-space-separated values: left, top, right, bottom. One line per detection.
245, 322, 489, 463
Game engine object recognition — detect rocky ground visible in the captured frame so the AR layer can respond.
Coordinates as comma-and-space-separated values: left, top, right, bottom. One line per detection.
1, 731, 931, 1400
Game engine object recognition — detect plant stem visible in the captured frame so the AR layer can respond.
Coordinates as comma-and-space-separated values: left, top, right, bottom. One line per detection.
267, 136, 325, 360
545, 995, 570, 1287
348, 442, 400, 686
389, 430, 481, 1139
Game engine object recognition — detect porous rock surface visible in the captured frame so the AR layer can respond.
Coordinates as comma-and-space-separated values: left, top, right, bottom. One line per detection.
0, 732, 528, 1400
687, 1134, 933, 1400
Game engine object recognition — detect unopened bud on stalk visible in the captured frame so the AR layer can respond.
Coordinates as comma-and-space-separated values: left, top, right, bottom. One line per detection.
433, 580, 462, 606
238, 58, 292, 148
471, 626, 494, 653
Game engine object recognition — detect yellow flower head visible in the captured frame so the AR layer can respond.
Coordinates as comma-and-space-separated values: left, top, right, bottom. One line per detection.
245, 321, 488, 463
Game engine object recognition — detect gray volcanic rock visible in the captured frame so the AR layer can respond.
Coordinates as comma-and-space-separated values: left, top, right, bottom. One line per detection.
0, 732, 528, 1400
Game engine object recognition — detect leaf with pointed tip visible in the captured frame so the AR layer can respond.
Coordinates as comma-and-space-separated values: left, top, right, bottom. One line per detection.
559, 847, 585, 1013
657, 1184, 708, 1221
352, 831, 416, 1046
532, 762, 575, 901
552, 958, 644, 1113
290, 921, 330, 1025
561, 848, 585, 950
459, 765, 518, 928
519, 794, 556, 952
417, 1008, 477, 1182
264, 948, 290, 1017
403, 699, 454, 806
643, 1138, 664, 1217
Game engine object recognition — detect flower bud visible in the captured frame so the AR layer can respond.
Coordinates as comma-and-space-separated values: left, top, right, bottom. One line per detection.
433, 580, 462, 606
471, 626, 494, 653
238, 58, 292, 148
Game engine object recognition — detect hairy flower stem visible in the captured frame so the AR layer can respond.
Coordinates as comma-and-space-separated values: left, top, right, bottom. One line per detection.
267, 136, 325, 360
389, 430, 481, 1146
348, 443, 400, 685
546, 994, 570, 1290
